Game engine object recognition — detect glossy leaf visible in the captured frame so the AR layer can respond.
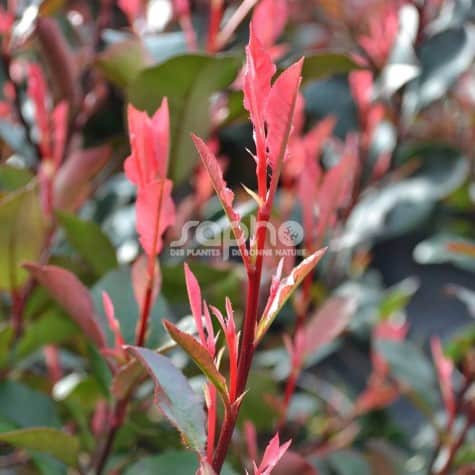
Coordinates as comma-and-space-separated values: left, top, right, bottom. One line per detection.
15, 313, 77, 359
97, 38, 150, 88
301, 54, 362, 84
57, 211, 117, 277
127, 346, 207, 454
304, 296, 355, 360
24, 264, 106, 348
0, 428, 79, 466
256, 248, 326, 343
128, 54, 241, 183
164, 320, 229, 402
0, 183, 46, 291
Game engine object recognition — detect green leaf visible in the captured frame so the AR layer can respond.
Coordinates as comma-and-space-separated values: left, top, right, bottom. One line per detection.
87, 343, 112, 397
164, 320, 229, 402
127, 346, 207, 454
326, 450, 371, 475
375, 340, 436, 401
238, 371, 278, 431
301, 53, 362, 84
97, 38, 150, 88
0, 182, 47, 291
124, 450, 237, 475
0, 381, 60, 428
0, 325, 13, 369
57, 211, 117, 277
256, 248, 326, 343
128, 54, 242, 184
91, 266, 170, 347
379, 278, 419, 319
0, 428, 79, 466
0, 164, 33, 191
15, 313, 77, 359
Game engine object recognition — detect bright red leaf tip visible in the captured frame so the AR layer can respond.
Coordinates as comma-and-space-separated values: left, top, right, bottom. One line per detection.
431, 337, 455, 420
124, 99, 170, 188
102, 291, 125, 349
191, 135, 249, 268
252, 0, 288, 49
124, 99, 175, 258
252, 433, 292, 475
265, 58, 303, 172
184, 263, 206, 345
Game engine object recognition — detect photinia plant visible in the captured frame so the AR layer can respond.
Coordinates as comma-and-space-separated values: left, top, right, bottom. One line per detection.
0, 1, 475, 474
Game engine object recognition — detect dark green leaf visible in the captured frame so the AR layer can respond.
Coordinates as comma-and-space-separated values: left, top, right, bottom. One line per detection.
97, 38, 150, 88
0, 428, 79, 466
0, 164, 33, 191
128, 54, 242, 183
57, 211, 117, 277
15, 313, 77, 359
0, 381, 60, 428
127, 346, 207, 454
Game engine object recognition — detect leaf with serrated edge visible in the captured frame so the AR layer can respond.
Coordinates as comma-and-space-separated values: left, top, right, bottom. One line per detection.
164, 320, 229, 403
256, 248, 326, 343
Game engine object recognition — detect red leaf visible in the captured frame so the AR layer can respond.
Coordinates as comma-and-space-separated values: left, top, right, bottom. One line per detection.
52, 101, 68, 169
124, 99, 170, 187
264, 58, 303, 171
102, 291, 124, 348
252, 0, 288, 48
131, 253, 161, 313
243, 25, 275, 193
24, 264, 106, 348
303, 296, 356, 359
184, 263, 205, 344
28, 64, 50, 159
54, 145, 112, 211
191, 135, 249, 267
136, 178, 175, 257
254, 433, 292, 475
431, 338, 455, 419
256, 248, 326, 343
164, 320, 229, 403
273, 452, 318, 475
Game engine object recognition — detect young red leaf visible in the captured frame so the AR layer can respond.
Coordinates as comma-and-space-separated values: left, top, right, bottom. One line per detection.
264, 58, 303, 172
272, 452, 318, 475
256, 248, 326, 343
431, 337, 455, 419
303, 296, 356, 359
184, 263, 205, 344
102, 291, 125, 349
252, 0, 288, 49
191, 135, 249, 267
124, 99, 170, 187
24, 263, 106, 348
253, 434, 292, 475
52, 101, 68, 169
136, 178, 175, 257
243, 24, 276, 195
127, 346, 207, 454
163, 320, 229, 403
131, 253, 161, 313
53, 145, 112, 212
28, 64, 50, 159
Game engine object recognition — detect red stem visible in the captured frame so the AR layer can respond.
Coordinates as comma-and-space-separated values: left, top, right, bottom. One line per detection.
212, 209, 269, 472
207, 0, 224, 53
135, 278, 154, 347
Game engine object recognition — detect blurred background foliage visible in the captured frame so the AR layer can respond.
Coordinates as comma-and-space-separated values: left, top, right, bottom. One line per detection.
1, 0, 475, 474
